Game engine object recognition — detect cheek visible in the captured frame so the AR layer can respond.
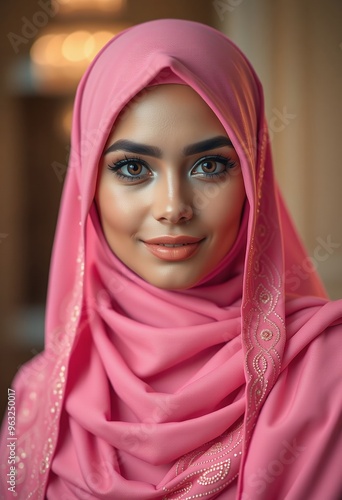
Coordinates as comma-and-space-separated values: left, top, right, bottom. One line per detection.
198, 177, 245, 234
97, 180, 140, 236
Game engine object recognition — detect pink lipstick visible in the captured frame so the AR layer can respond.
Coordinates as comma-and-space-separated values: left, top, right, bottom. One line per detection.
143, 235, 204, 262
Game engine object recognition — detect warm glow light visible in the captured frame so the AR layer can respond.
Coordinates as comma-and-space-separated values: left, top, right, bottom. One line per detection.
62, 31, 92, 62
45, 34, 67, 66
31, 34, 67, 67
31, 30, 118, 67
30, 25, 128, 92
30, 34, 53, 65
83, 35, 95, 60
58, 0, 124, 13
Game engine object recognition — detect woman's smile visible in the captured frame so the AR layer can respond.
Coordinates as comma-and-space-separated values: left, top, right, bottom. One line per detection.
96, 84, 246, 289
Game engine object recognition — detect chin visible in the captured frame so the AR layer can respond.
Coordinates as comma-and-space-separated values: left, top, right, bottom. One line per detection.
142, 272, 201, 291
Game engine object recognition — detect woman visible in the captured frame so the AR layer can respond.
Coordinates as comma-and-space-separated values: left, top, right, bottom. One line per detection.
1, 19, 341, 499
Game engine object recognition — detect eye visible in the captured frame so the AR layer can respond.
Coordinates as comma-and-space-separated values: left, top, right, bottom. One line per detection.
107, 157, 151, 181
191, 155, 237, 179
121, 160, 146, 176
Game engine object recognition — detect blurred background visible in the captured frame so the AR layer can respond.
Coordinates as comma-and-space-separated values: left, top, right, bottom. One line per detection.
1, 0, 341, 416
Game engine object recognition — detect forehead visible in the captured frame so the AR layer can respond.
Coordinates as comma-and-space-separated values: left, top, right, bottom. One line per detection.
108, 84, 227, 143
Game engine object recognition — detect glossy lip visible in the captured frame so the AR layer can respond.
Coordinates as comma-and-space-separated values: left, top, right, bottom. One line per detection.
143, 235, 204, 245
142, 235, 205, 262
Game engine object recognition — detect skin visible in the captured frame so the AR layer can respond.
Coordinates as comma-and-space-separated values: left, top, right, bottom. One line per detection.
96, 84, 246, 290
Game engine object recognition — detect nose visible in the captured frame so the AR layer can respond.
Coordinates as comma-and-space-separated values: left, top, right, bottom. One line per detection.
152, 170, 193, 224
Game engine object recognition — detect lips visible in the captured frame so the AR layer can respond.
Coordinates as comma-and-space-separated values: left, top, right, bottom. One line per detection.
143, 235, 204, 261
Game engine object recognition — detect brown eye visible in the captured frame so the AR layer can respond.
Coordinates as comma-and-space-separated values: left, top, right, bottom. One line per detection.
201, 160, 217, 173
108, 157, 152, 182
191, 155, 236, 179
127, 162, 143, 175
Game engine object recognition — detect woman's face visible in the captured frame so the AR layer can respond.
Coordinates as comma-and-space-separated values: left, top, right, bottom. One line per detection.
96, 84, 245, 289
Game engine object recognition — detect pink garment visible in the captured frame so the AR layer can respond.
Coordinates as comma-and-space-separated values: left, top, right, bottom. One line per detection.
1, 19, 341, 499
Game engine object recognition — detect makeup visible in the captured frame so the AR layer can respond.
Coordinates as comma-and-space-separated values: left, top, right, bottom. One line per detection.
143, 236, 204, 261
96, 84, 245, 290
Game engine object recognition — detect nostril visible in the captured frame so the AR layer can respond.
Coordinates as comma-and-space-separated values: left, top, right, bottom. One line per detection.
156, 204, 193, 224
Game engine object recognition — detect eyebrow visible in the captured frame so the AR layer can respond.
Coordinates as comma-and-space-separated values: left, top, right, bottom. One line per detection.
104, 139, 162, 157
104, 135, 233, 157
184, 136, 233, 155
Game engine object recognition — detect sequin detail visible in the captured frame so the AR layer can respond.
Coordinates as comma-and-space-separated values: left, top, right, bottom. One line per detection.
260, 329, 273, 341
163, 423, 243, 499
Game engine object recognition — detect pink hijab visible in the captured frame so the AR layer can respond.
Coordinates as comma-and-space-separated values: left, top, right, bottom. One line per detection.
1, 19, 341, 499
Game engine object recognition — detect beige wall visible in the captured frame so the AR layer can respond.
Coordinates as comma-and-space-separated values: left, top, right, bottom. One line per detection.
216, 0, 342, 298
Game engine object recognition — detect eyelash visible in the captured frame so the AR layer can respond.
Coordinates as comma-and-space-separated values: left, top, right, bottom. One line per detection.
107, 154, 237, 182
107, 156, 149, 182
193, 155, 237, 178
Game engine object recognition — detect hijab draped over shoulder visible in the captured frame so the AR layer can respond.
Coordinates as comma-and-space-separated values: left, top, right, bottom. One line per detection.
1, 19, 341, 500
